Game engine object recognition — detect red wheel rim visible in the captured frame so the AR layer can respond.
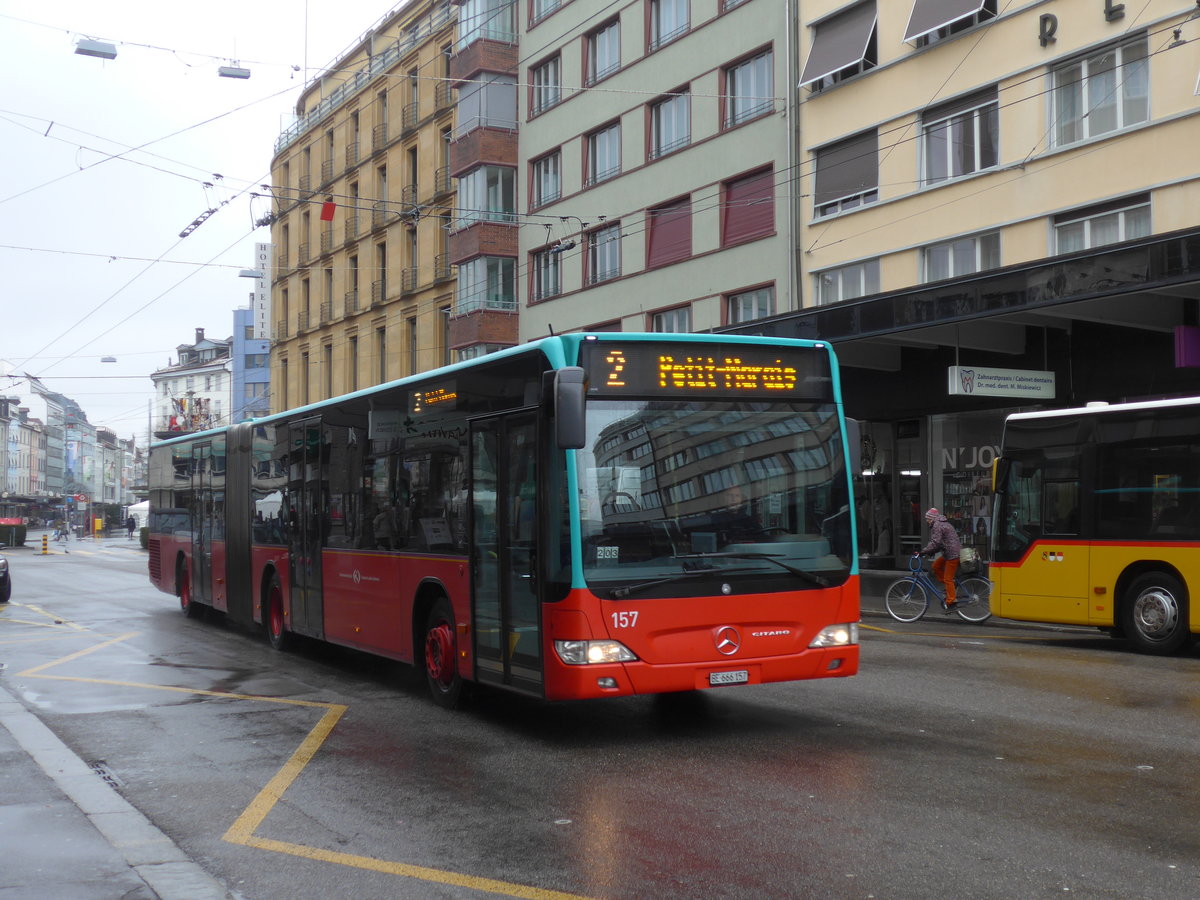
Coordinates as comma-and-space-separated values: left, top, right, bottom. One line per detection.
425, 621, 455, 687
269, 586, 284, 638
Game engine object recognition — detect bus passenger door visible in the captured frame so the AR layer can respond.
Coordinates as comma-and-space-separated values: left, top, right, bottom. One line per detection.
470, 413, 543, 696
287, 419, 325, 639
190, 443, 213, 605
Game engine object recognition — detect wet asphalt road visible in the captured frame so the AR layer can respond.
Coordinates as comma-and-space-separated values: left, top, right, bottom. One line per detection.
2, 539, 1199, 899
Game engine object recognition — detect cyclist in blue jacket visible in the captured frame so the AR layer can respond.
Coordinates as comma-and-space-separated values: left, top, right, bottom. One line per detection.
921, 507, 962, 609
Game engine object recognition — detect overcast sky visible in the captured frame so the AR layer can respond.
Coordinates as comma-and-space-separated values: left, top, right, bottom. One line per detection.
0, 0, 408, 440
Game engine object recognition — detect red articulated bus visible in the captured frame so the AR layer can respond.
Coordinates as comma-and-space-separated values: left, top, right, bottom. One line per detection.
148, 333, 860, 706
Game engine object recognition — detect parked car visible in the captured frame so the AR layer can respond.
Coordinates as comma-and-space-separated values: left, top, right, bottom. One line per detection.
0, 543, 9, 603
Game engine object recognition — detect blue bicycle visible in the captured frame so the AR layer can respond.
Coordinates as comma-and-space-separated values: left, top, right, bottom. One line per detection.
884, 553, 992, 623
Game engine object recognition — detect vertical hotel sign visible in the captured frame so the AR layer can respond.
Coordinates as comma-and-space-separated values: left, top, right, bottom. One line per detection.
252, 242, 272, 340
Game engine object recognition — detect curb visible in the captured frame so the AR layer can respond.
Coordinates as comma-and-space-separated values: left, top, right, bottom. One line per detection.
0, 684, 234, 900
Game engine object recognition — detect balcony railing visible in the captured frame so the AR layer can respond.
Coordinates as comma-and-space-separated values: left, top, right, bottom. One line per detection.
345, 141, 359, 171
297, 310, 310, 331
298, 174, 313, 199
344, 290, 359, 317
320, 230, 335, 255
402, 101, 419, 132
401, 267, 418, 293
371, 279, 386, 307
320, 301, 333, 323
401, 183, 417, 208
434, 166, 452, 196
298, 242, 311, 264
274, 319, 289, 341
320, 158, 335, 185
372, 205, 390, 229
276, 252, 289, 272
435, 82, 454, 112
372, 123, 388, 152
434, 254, 452, 281
344, 214, 359, 242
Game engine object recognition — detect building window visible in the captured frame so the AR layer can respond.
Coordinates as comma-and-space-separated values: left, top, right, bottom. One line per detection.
922, 232, 1000, 282
722, 168, 774, 246
457, 165, 516, 226
588, 224, 622, 284
815, 259, 880, 304
814, 129, 879, 218
799, 2, 877, 91
1054, 195, 1150, 254
532, 0, 561, 23
646, 198, 692, 268
455, 75, 517, 138
906, 0, 996, 44
458, 0, 516, 48
725, 50, 773, 127
587, 21, 621, 85
922, 88, 998, 186
245, 354, 268, 369
649, 0, 689, 51
456, 257, 516, 312
348, 336, 358, 392
1053, 35, 1148, 147
376, 327, 386, 383
652, 305, 692, 332
531, 151, 561, 208
650, 90, 690, 159
532, 247, 561, 301
727, 286, 775, 324
586, 123, 621, 186
531, 55, 561, 116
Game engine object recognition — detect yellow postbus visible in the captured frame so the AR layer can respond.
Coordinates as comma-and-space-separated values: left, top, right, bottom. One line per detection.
990, 397, 1200, 654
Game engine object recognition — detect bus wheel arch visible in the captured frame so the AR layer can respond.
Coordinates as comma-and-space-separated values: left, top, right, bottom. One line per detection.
415, 583, 463, 709
263, 567, 290, 651
1117, 565, 1189, 655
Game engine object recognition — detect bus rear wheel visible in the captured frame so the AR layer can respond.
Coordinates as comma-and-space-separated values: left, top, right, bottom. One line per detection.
423, 598, 463, 709
1121, 572, 1188, 655
266, 575, 290, 651
178, 564, 202, 619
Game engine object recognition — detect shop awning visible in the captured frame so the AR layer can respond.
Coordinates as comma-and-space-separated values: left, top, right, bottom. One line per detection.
799, 3, 877, 88
903, 0, 988, 43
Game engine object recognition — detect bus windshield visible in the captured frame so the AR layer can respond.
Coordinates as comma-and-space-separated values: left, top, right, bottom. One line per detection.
576, 398, 852, 597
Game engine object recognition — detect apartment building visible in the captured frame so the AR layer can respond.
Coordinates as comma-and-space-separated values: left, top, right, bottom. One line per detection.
268, 1, 459, 413
727, 0, 1200, 564
512, 0, 795, 338
152, 328, 232, 437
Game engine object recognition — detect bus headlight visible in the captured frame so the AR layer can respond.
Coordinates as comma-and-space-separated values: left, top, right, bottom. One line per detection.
809, 623, 859, 648
555, 639, 638, 665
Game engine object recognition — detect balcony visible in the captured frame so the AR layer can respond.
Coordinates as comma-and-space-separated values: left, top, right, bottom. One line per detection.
344, 290, 359, 317
276, 252, 289, 272
435, 82, 454, 113
434, 254, 453, 281
434, 166, 452, 196
298, 174, 314, 199
297, 310, 310, 331
320, 301, 333, 324
371, 279, 386, 307
344, 215, 359, 242
320, 158, 335, 186
372, 205, 390, 229
298, 242, 311, 265
320, 229, 335, 255
402, 100, 419, 133
345, 142, 359, 171
274, 319, 289, 341
372, 123, 388, 152
401, 267, 418, 293
401, 183, 417, 209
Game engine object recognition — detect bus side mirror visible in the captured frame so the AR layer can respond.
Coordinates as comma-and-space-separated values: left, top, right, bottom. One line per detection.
554, 367, 586, 450
845, 418, 862, 475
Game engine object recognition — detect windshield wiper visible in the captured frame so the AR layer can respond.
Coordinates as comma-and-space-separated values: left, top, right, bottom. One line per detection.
608, 566, 762, 599
672, 552, 831, 588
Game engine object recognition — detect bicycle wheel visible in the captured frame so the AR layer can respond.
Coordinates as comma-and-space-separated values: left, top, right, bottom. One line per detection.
885, 577, 930, 623
954, 576, 993, 623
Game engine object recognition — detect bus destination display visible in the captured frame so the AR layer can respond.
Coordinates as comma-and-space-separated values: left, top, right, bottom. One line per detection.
582, 342, 830, 399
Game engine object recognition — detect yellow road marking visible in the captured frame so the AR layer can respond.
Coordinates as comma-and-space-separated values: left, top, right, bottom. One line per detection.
19, 629, 603, 899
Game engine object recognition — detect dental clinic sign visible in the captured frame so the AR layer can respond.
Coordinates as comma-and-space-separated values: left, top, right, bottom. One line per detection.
948, 365, 1055, 399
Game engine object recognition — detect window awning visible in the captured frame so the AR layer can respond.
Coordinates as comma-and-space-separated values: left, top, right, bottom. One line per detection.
903, 0, 987, 43
799, 3, 877, 88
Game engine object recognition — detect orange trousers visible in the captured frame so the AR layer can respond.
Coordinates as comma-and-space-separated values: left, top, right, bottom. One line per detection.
932, 556, 960, 603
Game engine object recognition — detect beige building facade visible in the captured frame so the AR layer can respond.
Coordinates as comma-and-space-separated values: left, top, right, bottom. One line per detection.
268, 1, 459, 413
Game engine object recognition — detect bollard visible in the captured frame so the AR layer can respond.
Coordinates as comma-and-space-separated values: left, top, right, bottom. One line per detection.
42, 533, 49, 555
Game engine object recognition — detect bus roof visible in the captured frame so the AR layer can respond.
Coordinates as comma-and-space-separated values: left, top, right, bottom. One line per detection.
1007, 395, 1200, 423
151, 332, 836, 449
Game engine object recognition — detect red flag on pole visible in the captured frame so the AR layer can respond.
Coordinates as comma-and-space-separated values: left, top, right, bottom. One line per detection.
320, 201, 336, 221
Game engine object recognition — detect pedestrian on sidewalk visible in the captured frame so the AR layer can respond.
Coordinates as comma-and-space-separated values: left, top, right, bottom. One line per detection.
126, 515, 136, 539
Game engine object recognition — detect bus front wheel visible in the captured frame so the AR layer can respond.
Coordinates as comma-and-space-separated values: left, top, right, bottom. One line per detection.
1121, 572, 1188, 655
178, 563, 202, 619
423, 598, 463, 709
